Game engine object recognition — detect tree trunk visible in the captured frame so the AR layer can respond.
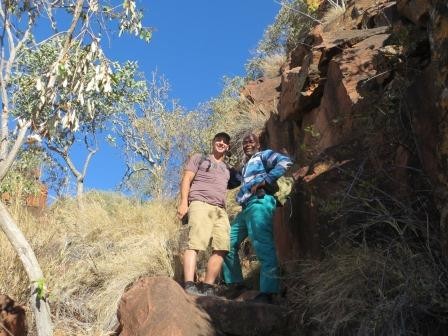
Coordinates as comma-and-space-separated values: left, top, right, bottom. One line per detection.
0, 201, 53, 335
76, 179, 84, 209
76, 179, 84, 197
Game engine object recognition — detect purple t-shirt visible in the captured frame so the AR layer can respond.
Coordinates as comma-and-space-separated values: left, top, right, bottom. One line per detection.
185, 153, 230, 208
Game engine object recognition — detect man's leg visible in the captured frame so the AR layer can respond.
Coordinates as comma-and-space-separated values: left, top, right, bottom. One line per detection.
184, 201, 213, 287
222, 211, 248, 285
246, 195, 279, 294
183, 249, 198, 282
204, 250, 226, 284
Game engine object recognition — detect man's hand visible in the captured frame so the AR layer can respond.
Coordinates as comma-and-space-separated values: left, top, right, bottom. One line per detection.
250, 180, 266, 194
177, 203, 188, 220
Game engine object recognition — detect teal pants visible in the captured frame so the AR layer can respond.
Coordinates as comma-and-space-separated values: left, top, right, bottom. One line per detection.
222, 194, 279, 293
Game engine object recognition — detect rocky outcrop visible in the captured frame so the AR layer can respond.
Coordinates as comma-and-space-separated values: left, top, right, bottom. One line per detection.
0, 295, 27, 336
196, 295, 288, 336
116, 277, 288, 336
242, 0, 448, 259
116, 277, 217, 336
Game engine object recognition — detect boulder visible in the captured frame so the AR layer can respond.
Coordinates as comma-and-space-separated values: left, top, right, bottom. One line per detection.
116, 277, 217, 336
0, 294, 27, 336
117, 277, 290, 336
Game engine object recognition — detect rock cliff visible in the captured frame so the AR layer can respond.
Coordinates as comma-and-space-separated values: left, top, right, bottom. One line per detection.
241, 0, 448, 260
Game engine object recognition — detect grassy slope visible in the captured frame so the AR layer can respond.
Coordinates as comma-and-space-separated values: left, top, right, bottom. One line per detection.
0, 192, 179, 335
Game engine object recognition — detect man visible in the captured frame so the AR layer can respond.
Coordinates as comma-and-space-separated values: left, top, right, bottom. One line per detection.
177, 132, 235, 296
222, 132, 292, 303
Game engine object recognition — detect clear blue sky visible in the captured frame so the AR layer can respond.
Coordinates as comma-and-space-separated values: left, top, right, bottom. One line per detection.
70, 1, 280, 193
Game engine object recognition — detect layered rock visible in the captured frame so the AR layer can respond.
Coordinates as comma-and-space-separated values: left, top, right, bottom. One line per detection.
242, 0, 448, 259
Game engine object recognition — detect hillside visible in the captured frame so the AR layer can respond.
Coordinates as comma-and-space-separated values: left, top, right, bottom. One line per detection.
1, 0, 448, 335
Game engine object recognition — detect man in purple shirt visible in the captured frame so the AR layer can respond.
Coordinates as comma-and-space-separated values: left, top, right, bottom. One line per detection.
177, 132, 234, 296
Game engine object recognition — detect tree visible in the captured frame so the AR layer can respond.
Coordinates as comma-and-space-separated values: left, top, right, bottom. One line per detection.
113, 72, 207, 199
15, 39, 148, 203
0, 1, 150, 334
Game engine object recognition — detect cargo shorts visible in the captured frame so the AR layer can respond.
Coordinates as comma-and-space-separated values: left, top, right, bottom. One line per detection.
187, 200, 230, 251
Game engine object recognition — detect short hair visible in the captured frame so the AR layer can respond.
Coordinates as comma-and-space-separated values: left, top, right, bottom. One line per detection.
213, 132, 231, 145
242, 132, 259, 143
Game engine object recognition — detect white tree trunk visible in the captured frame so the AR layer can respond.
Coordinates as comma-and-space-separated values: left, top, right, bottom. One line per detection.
76, 179, 84, 197
0, 201, 53, 335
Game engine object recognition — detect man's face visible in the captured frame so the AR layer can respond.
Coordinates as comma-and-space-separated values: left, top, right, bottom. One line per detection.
212, 136, 229, 154
242, 134, 260, 157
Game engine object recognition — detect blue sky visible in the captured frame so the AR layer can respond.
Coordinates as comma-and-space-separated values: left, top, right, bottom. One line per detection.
68, 1, 280, 193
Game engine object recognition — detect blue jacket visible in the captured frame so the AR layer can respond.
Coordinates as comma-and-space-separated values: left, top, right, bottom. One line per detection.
236, 149, 292, 205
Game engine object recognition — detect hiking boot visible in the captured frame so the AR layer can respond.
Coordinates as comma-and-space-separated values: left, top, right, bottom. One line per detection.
249, 292, 274, 304
184, 281, 202, 296
200, 283, 216, 297
218, 283, 247, 299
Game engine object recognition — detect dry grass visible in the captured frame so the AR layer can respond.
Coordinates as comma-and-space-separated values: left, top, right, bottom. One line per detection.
322, 3, 346, 26
258, 53, 286, 79
286, 244, 448, 335
284, 160, 448, 335
0, 191, 180, 335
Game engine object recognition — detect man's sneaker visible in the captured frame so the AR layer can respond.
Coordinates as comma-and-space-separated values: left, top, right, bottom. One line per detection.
184, 281, 202, 295
249, 292, 274, 304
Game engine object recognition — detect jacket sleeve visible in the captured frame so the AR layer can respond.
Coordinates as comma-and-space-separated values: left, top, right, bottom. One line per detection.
261, 150, 293, 185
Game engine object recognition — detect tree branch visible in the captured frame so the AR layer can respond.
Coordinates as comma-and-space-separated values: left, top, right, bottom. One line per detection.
81, 134, 98, 178
0, 120, 31, 182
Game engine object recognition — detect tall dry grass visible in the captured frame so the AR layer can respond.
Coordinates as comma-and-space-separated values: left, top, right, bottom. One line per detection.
286, 244, 448, 335
284, 160, 448, 335
258, 53, 286, 79
0, 191, 180, 335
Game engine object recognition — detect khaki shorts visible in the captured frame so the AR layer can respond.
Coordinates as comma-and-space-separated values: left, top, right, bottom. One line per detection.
187, 201, 230, 251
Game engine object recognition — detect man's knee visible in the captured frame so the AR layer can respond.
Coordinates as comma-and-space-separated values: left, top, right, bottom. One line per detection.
212, 249, 228, 258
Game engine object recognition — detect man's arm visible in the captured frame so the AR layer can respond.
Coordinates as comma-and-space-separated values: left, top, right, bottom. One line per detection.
250, 150, 292, 194
177, 170, 196, 220
263, 150, 293, 185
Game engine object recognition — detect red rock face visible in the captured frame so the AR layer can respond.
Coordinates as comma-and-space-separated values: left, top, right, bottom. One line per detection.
116, 277, 288, 336
397, 0, 430, 25
0, 295, 27, 336
241, 0, 448, 260
116, 277, 216, 336
240, 77, 281, 117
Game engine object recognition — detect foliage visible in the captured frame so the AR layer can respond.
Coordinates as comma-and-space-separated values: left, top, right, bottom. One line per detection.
0, 146, 42, 197
12, 38, 149, 197
113, 72, 208, 199
257, 53, 287, 78
0, 2, 152, 333
34, 278, 47, 301
206, 76, 267, 164
246, 0, 317, 78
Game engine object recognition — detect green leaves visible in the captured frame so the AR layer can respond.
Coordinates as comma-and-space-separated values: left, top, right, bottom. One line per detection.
34, 278, 47, 301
